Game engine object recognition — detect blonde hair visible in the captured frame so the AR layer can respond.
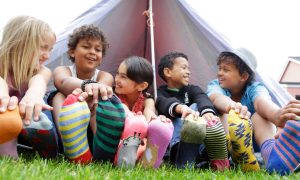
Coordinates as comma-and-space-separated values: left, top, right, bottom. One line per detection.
0, 15, 55, 90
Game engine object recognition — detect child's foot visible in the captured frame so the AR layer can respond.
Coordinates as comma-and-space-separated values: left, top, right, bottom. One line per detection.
0, 107, 22, 144
204, 121, 230, 171
228, 109, 260, 171
21, 112, 58, 158
93, 95, 126, 163
181, 114, 206, 144
266, 120, 300, 175
58, 93, 92, 164
115, 112, 148, 168
139, 116, 174, 168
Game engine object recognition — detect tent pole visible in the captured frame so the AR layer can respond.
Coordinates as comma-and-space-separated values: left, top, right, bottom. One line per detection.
148, 0, 157, 100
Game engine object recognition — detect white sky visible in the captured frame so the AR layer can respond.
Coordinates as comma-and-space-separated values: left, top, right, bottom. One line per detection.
1, 0, 299, 80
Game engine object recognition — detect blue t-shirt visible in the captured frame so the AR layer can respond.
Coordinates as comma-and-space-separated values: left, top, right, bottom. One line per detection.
207, 79, 271, 115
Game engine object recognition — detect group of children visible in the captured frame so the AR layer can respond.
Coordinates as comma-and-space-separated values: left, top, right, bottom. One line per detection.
0, 15, 300, 176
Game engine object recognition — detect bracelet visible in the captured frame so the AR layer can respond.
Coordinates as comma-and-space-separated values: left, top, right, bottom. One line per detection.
81, 79, 97, 91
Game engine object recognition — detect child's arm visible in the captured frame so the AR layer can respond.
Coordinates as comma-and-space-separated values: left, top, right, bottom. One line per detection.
20, 65, 52, 125
254, 96, 288, 127
143, 98, 157, 122
0, 77, 18, 112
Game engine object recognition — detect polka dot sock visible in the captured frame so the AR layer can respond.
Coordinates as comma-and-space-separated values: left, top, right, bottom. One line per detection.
58, 93, 92, 164
21, 112, 58, 158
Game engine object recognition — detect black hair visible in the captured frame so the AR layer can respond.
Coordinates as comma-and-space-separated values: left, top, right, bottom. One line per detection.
158, 51, 188, 82
217, 52, 255, 83
123, 56, 153, 92
67, 24, 109, 62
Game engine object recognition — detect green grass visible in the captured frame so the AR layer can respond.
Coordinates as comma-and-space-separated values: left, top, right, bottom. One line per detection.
0, 153, 299, 180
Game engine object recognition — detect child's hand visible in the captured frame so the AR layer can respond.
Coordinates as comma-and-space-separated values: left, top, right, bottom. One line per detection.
19, 94, 53, 125
229, 102, 251, 119
177, 104, 199, 118
277, 99, 300, 127
274, 127, 283, 139
0, 95, 18, 112
83, 82, 113, 103
202, 113, 219, 121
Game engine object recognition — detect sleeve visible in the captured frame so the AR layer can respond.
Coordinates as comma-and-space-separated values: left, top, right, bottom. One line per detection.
206, 79, 226, 97
190, 85, 216, 116
248, 82, 272, 102
155, 87, 181, 119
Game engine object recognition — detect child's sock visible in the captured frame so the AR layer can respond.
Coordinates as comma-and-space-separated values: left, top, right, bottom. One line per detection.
139, 117, 174, 168
204, 121, 230, 171
228, 109, 260, 171
93, 95, 126, 163
181, 114, 206, 144
58, 93, 92, 164
266, 120, 300, 175
115, 112, 148, 168
226, 134, 232, 154
0, 108, 22, 144
20, 112, 58, 158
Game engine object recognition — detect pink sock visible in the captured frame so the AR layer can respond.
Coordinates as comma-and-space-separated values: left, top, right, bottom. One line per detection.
114, 111, 148, 168
140, 117, 174, 168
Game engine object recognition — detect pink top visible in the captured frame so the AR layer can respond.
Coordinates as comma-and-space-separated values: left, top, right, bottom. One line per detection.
7, 74, 28, 100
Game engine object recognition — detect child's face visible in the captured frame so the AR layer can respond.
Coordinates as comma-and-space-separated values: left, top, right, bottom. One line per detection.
70, 38, 103, 71
115, 62, 144, 96
38, 32, 55, 66
217, 61, 245, 90
166, 57, 190, 88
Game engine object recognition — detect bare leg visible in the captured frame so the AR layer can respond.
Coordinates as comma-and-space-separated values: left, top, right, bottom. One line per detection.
0, 139, 18, 159
52, 92, 66, 136
251, 113, 276, 147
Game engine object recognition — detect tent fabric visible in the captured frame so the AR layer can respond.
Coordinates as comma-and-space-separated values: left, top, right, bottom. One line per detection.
46, 0, 292, 106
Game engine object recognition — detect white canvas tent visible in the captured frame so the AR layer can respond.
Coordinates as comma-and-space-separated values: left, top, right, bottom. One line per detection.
46, 0, 292, 106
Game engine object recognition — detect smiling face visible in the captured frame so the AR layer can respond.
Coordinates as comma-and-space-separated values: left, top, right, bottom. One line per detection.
38, 32, 56, 66
217, 61, 246, 91
114, 62, 145, 97
165, 57, 190, 88
69, 38, 103, 73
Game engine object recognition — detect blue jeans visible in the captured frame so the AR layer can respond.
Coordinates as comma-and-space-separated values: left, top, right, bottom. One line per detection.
170, 104, 207, 168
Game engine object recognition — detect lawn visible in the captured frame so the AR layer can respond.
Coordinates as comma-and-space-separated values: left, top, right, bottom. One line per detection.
0, 153, 299, 180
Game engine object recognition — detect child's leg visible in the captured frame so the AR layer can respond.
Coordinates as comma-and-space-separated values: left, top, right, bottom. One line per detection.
0, 139, 18, 159
264, 120, 300, 175
204, 120, 230, 171
228, 110, 260, 171
93, 95, 126, 163
20, 112, 58, 158
0, 107, 23, 144
220, 114, 232, 154
58, 93, 92, 164
139, 117, 174, 168
115, 112, 148, 168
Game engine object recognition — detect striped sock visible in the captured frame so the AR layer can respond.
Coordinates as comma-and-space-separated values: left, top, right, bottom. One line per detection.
58, 93, 92, 164
140, 117, 174, 168
20, 112, 58, 158
228, 109, 260, 171
260, 139, 275, 164
0, 108, 22, 144
266, 120, 300, 175
115, 112, 148, 168
93, 95, 126, 163
204, 121, 230, 171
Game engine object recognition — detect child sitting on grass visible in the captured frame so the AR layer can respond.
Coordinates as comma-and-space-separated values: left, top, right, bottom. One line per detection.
206, 47, 293, 172
156, 51, 229, 170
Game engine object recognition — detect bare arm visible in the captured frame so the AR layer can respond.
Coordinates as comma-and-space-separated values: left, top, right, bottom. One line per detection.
0, 77, 18, 112
143, 98, 157, 122
254, 96, 283, 127
209, 93, 250, 119
20, 65, 52, 124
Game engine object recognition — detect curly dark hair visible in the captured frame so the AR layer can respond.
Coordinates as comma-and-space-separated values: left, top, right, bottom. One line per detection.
123, 56, 153, 92
67, 24, 109, 62
217, 52, 255, 83
158, 51, 188, 82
